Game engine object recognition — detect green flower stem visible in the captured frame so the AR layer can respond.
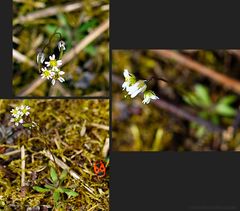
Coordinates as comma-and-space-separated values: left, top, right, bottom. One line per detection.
59, 49, 64, 60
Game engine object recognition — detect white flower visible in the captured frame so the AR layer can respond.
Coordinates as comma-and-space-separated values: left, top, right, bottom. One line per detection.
36, 52, 45, 64
122, 69, 136, 90
127, 80, 147, 98
45, 54, 62, 68
51, 68, 65, 85
10, 105, 31, 126
20, 105, 30, 116
58, 40, 66, 51
142, 90, 159, 104
10, 107, 22, 118
41, 67, 55, 79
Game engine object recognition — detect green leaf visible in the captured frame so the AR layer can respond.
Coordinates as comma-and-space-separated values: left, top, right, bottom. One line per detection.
33, 186, 50, 193
22, 123, 33, 128
57, 187, 65, 193
84, 44, 96, 56
44, 184, 55, 190
79, 19, 98, 33
183, 93, 199, 106
59, 170, 68, 181
50, 167, 58, 183
53, 190, 60, 203
62, 188, 79, 197
215, 104, 237, 116
194, 84, 211, 107
211, 115, 219, 125
218, 95, 237, 105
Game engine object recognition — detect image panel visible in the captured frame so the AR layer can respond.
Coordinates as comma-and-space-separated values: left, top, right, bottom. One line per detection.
13, 0, 109, 97
112, 50, 240, 151
0, 99, 109, 210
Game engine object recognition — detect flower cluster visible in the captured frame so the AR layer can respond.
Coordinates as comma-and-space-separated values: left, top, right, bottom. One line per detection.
37, 40, 66, 85
10, 105, 30, 126
122, 69, 159, 104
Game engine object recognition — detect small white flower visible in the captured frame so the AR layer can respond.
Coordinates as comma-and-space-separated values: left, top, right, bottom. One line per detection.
45, 54, 62, 68
21, 105, 31, 116
10, 107, 22, 118
142, 90, 159, 104
51, 68, 65, 85
10, 105, 31, 126
36, 52, 45, 64
41, 67, 54, 79
122, 69, 136, 91
127, 80, 147, 98
58, 40, 66, 51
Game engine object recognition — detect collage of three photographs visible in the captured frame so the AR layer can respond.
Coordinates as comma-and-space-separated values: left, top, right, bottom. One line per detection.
2, 0, 240, 210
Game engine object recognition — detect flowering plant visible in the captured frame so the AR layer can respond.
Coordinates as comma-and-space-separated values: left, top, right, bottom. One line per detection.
37, 31, 66, 85
122, 69, 160, 104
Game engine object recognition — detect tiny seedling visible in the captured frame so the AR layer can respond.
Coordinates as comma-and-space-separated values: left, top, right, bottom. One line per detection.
183, 84, 237, 137
33, 167, 79, 208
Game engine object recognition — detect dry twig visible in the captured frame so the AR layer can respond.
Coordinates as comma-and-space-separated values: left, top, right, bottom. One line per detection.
151, 50, 240, 94
14, 2, 82, 25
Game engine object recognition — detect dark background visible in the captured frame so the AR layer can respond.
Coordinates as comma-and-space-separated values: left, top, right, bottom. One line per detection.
0, 1, 12, 98
111, 153, 240, 211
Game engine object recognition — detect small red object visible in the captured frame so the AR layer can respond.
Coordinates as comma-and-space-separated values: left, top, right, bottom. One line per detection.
93, 160, 106, 178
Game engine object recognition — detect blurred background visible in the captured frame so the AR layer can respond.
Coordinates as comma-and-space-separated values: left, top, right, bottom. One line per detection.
112, 50, 240, 151
13, 0, 109, 96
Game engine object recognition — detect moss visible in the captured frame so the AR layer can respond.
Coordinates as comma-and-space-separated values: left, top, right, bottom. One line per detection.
0, 99, 109, 210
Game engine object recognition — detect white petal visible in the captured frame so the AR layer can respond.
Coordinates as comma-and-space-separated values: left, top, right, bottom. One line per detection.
130, 89, 141, 98
57, 60, 62, 66
123, 69, 130, 78
58, 77, 65, 82
122, 82, 129, 90
45, 61, 50, 67
51, 79, 55, 85
50, 54, 55, 60
127, 83, 138, 94
59, 71, 65, 75
151, 95, 159, 100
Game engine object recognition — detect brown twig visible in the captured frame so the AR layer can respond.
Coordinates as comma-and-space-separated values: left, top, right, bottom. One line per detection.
62, 19, 109, 65
21, 145, 25, 187
151, 50, 240, 94
152, 99, 223, 132
14, 2, 82, 25
227, 50, 240, 60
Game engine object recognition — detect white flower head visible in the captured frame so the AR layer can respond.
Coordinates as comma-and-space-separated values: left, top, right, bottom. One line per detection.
41, 67, 55, 80
58, 40, 66, 51
127, 80, 147, 98
51, 68, 65, 85
21, 105, 31, 116
45, 54, 62, 68
10, 105, 31, 126
36, 52, 45, 64
122, 69, 136, 90
10, 107, 22, 118
142, 90, 159, 104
